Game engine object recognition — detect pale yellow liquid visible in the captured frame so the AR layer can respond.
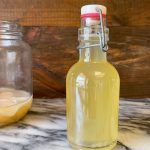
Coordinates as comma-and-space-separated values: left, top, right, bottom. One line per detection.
66, 60, 120, 149
0, 88, 32, 126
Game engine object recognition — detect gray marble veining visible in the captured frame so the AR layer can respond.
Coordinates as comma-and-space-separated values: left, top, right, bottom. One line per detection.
0, 98, 149, 150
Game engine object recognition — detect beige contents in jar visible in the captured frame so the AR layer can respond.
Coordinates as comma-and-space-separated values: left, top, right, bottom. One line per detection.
0, 88, 32, 126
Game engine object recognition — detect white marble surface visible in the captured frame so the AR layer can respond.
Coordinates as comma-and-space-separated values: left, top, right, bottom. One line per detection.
0, 98, 149, 150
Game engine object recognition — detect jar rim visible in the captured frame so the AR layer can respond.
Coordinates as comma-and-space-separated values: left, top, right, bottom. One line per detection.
0, 21, 22, 39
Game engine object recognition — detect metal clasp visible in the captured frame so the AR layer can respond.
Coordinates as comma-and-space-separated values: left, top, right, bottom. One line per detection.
96, 8, 108, 52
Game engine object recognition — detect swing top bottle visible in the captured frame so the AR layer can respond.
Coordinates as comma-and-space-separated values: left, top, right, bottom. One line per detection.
66, 4, 120, 149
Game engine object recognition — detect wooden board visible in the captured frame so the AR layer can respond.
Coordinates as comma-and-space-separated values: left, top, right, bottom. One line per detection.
0, 0, 149, 26
0, 0, 149, 98
24, 26, 150, 98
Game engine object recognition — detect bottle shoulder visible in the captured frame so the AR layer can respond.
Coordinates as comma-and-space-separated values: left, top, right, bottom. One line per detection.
67, 61, 120, 80
67, 62, 79, 77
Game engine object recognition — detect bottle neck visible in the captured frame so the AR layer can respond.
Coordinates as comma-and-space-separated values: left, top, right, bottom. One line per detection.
78, 15, 108, 63
79, 44, 107, 62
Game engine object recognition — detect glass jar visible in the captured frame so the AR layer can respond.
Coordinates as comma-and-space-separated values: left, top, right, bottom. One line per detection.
0, 21, 32, 126
66, 5, 120, 149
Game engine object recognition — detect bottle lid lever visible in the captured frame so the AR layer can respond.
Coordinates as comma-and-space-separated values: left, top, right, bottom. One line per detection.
96, 8, 108, 52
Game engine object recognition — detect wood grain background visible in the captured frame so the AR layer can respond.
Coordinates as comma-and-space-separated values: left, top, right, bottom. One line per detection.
0, 0, 150, 98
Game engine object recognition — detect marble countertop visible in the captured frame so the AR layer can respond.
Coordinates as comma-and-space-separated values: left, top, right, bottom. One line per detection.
0, 98, 149, 150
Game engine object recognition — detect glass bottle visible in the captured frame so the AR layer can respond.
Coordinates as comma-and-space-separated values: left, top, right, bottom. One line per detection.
66, 5, 120, 149
0, 21, 32, 126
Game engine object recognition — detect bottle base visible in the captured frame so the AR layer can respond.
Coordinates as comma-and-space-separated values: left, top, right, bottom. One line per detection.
69, 140, 117, 150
